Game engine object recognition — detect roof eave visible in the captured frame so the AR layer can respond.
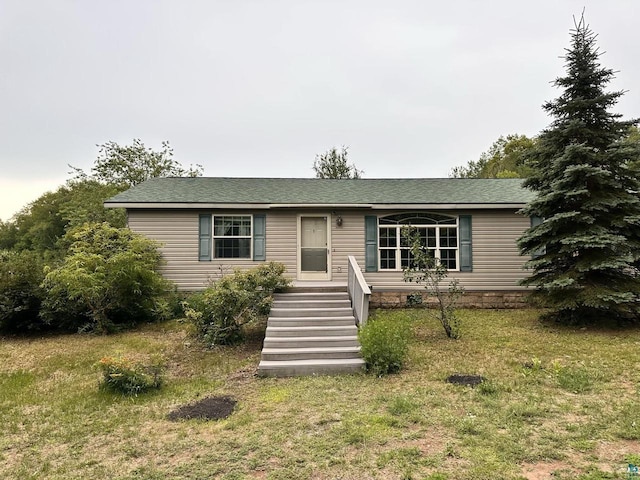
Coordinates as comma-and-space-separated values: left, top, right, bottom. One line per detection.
105, 202, 528, 210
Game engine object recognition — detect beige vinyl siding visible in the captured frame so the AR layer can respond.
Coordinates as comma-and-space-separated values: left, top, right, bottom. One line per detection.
127, 208, 530, 291
364, 209, 530, 291
128, 209, 294, 290
265, 211, 297, 276
330, 211, 365, 281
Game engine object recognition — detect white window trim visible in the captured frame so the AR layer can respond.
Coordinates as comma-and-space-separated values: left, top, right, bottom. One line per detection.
212, 214, 253, 260
378, 218, 460, 272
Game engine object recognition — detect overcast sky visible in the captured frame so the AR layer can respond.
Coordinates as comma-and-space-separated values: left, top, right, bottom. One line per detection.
1, 1, 639, 220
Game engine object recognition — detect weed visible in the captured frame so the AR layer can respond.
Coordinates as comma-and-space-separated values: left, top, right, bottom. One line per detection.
358, 314, 411, 375
477, 380, 501, 396
387, 395, 419, 416
97, 354, 165, 395
556, 365, 595, 393
522, 356, 544, 376
627, 453, 640, 465
614, 401, 640, 440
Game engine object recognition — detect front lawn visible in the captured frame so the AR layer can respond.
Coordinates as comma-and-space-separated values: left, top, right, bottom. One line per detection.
1, 310, 639, 479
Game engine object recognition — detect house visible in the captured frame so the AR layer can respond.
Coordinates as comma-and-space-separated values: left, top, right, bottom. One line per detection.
105, 177, 536, 308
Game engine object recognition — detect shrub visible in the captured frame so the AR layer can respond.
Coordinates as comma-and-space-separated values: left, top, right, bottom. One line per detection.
406, 292, 423, 307
41, 223, 173, 333
358, 315, 411, 376
402, 227, 464, 339
97, 355, 165, 395
0, 250, 46, 332
183, 262, 289, 346
245, 261, 291, 294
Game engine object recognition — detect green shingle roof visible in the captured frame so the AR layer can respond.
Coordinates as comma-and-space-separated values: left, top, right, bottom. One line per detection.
105, 177, 535, 206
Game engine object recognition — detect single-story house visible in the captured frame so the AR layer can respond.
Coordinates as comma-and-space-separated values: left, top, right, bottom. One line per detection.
105, 177, 536, 307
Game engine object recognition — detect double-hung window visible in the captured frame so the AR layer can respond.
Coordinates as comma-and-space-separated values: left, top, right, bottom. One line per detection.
213, 215, 252, 259
199, 214, 267, 261
378, 213, 459, 270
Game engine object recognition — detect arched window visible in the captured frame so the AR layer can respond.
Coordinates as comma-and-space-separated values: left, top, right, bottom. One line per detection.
378, 212, 458, 270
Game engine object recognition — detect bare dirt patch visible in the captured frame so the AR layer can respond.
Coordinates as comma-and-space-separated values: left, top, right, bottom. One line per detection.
167, 395, 237, 421
595, 439, 640, 464
227, 367, 257, 385
520, 460, 575, 479
446, 374, 485, 387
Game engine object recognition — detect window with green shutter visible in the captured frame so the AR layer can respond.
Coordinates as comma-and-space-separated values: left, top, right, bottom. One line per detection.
199, 214, 265, 261
375, 212, 472, 272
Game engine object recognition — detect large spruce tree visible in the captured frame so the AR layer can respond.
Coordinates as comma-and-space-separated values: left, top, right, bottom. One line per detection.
518, 15, 640, 323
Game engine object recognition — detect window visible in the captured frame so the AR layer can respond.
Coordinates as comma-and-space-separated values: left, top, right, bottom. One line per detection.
378, 213, 459, 270
199, 214, 266, 261
213, 215, 252, 259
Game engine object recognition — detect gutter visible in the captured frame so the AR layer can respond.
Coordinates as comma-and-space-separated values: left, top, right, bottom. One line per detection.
104, 202, 528, 210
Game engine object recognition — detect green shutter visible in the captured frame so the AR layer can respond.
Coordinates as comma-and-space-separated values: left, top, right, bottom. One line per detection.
459, 215, 472, 272
365, 215, 378, 272
253, 214, 266, 261
199, 214, 212, 261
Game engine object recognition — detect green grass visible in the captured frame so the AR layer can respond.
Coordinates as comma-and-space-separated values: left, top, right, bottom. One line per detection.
1, 310, 639, 479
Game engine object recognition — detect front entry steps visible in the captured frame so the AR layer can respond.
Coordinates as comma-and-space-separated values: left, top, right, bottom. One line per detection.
257, 289, 365, 377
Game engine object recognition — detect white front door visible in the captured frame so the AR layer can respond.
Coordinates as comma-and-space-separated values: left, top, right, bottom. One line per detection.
298, 215, 331, 280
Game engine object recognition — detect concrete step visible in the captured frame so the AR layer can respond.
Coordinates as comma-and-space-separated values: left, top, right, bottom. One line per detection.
274, 292, 349, 301
266, 325, 358, 337
261, 346, 362, 361
268, 316, 356, 327
263, 335, 360, 349
270, 307, 354, 318
282, 286, 348, 293
258, 286, 363, 377
272, 299, 352, 309
257, 358, 365, 377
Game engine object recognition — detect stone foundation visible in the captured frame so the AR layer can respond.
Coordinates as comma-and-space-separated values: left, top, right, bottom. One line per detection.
370, 290, 530, 309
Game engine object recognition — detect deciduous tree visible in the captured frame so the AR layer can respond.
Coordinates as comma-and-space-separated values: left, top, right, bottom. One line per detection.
450, 134, 536, 178
313, 146, 362, 179
71, 139, 203, 188
3, 140, 197, 254
1, 181, 126, 255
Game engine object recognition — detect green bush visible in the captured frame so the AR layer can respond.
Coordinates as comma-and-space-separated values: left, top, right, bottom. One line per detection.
41, 223, 174, 333
406, 292, 423, 307
0, 250, 46, 332
97, 355, 164, 395
183, 262, 289, 346
358, 315, 411, 376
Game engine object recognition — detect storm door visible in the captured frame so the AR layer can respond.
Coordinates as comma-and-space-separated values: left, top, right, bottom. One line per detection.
298, 215, 331, 280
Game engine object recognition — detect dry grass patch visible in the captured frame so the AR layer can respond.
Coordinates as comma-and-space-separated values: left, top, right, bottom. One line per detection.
1, 311, 640, 479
